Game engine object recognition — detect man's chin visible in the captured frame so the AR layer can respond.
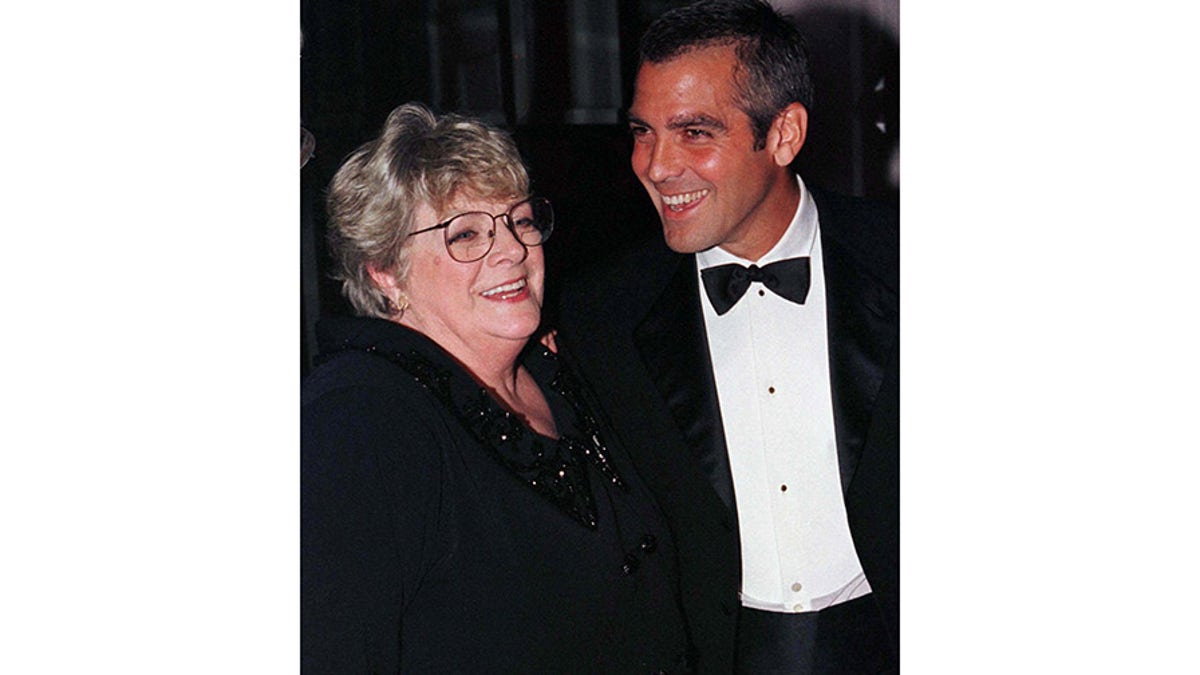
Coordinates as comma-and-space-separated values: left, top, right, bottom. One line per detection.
662, 223, 708, 255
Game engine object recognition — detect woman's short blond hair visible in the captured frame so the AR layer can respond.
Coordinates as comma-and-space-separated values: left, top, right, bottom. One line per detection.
325, 102, 530, 318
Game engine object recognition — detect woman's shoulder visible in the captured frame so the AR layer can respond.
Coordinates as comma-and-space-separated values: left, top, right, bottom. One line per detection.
303, 346, 421, 405
302, 322, 460, 491
303, 315, 452, 408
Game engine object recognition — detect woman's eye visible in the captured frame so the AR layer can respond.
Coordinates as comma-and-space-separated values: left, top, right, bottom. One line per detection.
448, 229, 478, 244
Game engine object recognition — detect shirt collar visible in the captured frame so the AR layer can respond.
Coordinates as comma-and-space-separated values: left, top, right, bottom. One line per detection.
696, 175, 818, 271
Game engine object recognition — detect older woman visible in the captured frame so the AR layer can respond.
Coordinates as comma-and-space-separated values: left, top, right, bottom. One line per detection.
301, 103, 689, 672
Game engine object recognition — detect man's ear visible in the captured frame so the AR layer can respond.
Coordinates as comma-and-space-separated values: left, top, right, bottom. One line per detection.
767, 103, 808, 167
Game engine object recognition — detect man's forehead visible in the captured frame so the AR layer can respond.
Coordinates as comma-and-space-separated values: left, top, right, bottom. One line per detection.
628, 80, 738, 130
631, 52, 739, 109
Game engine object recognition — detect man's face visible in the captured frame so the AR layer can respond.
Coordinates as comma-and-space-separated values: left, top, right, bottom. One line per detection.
628, 44, 794, 260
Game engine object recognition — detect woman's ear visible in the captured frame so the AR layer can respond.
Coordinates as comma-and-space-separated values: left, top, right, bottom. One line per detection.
368, 265, 411, 317
767, 103, 808, 167
367, 264, 401, 298
367, 264, 408, 316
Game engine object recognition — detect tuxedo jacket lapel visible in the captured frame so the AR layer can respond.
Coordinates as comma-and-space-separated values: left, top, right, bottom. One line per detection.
634, 254, 737, 512
816, 190, 900, 494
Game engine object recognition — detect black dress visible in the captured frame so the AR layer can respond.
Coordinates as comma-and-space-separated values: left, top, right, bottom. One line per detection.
302, 317, 690, 673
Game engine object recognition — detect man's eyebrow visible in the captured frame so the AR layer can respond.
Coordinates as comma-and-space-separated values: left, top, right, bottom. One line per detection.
666, 113, 725, 131
625, 112, 727, 131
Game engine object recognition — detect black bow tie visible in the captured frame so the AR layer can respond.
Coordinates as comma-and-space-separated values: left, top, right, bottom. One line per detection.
700, 257, 811, 316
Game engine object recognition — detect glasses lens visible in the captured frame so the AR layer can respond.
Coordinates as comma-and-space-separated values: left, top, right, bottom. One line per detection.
301, 127, 316, 168
509, 198, 554, 246
444, 213, 495, 262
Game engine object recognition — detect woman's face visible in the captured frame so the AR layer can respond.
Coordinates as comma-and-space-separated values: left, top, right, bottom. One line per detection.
398, 193, 545, 364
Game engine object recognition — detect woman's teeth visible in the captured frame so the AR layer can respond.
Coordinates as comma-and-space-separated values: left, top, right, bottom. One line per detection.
481, 278, 527, 297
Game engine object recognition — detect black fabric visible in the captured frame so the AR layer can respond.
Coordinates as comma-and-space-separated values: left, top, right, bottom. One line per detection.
735, 596, 895, 674
301, 317, 689, 673
700, 257, 811, 315
556, 184, 899, 674
635, 256, 737, 513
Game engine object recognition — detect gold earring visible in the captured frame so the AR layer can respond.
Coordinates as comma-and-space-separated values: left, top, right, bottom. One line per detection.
385, 294, 410, 318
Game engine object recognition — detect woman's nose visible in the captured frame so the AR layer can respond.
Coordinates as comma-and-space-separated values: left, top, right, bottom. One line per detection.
487, 215, 529, 264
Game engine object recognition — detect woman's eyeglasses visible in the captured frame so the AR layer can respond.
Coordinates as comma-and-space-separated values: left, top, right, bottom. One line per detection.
408, 197, 554, 263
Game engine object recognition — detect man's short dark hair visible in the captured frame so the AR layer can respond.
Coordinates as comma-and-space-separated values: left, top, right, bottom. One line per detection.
640, 0, 814, 149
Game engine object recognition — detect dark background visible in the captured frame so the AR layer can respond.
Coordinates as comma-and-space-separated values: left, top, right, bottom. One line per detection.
300, 0, 898, 374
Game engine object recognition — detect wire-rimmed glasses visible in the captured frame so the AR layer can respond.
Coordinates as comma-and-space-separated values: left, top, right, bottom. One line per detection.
301, 126, 316, 168
408, 196, 554, 263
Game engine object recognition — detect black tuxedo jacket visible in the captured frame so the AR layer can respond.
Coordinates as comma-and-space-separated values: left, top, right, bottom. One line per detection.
555, 185, 899, 673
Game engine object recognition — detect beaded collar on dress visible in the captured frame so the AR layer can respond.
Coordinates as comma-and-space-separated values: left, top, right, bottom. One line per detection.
323, 319, 625, 529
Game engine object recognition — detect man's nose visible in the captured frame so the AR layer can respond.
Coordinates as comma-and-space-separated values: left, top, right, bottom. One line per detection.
644, 139, 682, 184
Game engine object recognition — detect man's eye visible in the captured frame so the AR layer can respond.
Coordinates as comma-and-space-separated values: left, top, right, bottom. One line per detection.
629, 126, 650, 139
684, 128, 711, 139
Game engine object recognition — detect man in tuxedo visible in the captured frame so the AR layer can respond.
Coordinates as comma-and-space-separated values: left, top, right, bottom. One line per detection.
555, 1, 898, 672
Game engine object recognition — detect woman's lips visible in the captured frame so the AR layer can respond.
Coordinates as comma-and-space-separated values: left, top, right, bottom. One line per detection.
480, 277, 529, 301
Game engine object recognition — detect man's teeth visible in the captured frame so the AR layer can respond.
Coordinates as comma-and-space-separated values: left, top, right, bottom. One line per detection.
481, 278, 527, 297
662, 189, 709, 211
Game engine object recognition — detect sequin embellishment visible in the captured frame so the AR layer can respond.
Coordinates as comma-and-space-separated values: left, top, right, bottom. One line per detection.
355, 343, 623, 529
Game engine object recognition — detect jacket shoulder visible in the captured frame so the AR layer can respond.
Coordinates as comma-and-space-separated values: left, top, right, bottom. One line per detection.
556, 234, 683, 333
809, 185, 899, 294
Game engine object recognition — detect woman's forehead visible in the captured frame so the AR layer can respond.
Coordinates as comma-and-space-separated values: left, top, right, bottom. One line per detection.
439, 190, 526, 215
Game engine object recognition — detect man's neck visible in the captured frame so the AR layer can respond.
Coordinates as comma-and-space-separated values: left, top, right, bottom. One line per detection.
717, 174, 802, 262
